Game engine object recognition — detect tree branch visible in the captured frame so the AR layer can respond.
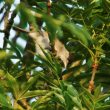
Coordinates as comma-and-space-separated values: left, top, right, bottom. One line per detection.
0, 26, 29, 34
47, 0, 51, 15
3, 9, 17, 48
0, 29, 5, 33
13, 26, 29, 33
88, 56, 98, 93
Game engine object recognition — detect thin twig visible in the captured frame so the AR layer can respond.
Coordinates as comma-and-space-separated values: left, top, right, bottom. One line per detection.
13, 26, 29, 33
47, 0, 51, 15
0, 29, 5, 33
3, 9, 17, 48
17, 99, 31, 110
0, 25, 29, 41
0, 3, 10, 23
88, 55, 98, 93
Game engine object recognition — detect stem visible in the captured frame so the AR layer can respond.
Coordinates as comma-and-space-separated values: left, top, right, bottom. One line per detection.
17, 99, 31, 110
13, 26, 29, 33
88, 55, 98, 93
47, 0, 51, 15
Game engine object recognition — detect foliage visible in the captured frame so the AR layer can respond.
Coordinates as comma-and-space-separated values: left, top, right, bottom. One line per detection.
0, 0, 110, 109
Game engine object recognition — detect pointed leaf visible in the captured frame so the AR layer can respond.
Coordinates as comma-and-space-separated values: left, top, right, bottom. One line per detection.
63, 23, 91, 46
6, 73, 19, 99
19, 76, 38, 98
82, 95, 94, 110
20, 90, 48, 99
94, 85, 102, 98
69, 95, 82, 110
54, 92, 65, 104
96, 105, 110, 110
95, 94, 110, 103
0, 94, 11, 108
67, 84, 79, 96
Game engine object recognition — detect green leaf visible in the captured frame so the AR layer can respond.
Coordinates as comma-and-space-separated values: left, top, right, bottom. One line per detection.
32, 92, 53, 109
96, 105, 110, 110
19, 76, 38, 99
0, 84, 12, 108
50, 86, 62, 93
81, 86, 94, 101
67, 84, 79, 96
54, 92, 65, 104
63, 91, 73, 110
0, 51, 12, 60
37, 2, 47, 9
43, 15, 62, 41
18, 2, 38, 29
82, 95, 94, 110
20, 90, 48, 99
6, 73, 19, 99
69, 95, 82, 109
94, 85, 102, 98
0, 69, 5, 78
63, 23, 91, 46
0, 94, 11, 108
95, 94, 110, 103
91, 0, 101, 4
5, 0, 14, 4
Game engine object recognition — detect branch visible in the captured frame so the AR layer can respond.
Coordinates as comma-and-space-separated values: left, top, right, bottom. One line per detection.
0, 26, 29, 34
17, 99, 31, 110
47, 0, 51, 15
0, 29, 5, 33
0, 3, 10, 23
13, 26, 29, 33
3, 9, 17, 48
22, 24, 35, 66
88, 56, 98, 93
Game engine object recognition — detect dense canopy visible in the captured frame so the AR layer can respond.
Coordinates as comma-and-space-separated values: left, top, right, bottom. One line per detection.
0, 0, 110, 110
